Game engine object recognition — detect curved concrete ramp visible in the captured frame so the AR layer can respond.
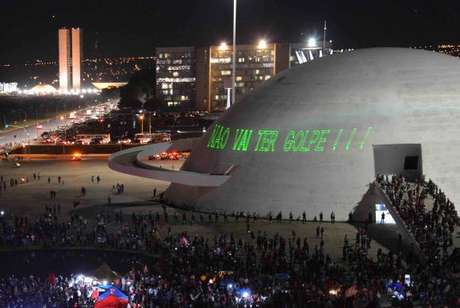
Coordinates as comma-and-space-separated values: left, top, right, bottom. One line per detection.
108, 141, 230, 187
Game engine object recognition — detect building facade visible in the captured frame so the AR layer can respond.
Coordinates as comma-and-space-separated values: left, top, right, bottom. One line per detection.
71, 28, 83, 90
206, 42, 292, 112
58, 27, 83, 90
58, 28, 71, 90
154, 42, 330, 112
155, 47, 196, 108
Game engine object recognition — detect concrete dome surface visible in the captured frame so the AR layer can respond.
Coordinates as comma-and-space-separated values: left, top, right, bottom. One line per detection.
164, 47, 460, 219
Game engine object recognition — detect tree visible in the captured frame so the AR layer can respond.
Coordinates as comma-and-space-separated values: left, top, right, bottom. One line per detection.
118, 69, 155, 111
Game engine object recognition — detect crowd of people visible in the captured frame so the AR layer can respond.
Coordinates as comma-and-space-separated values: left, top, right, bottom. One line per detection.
0, 205, 457, 306
0, 220, 407, 307
376, 175, 460, 305
376, 175, 458, 258
0, 172, 458, 306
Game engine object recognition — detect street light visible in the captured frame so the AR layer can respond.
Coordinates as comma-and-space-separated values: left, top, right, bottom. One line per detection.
231, 0, 237, 108
138, 114, 145, 134
257, 39, 268, 49
218, 41, 229, 51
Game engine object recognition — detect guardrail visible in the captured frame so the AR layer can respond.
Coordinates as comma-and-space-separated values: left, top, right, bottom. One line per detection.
8, 153, 110, 160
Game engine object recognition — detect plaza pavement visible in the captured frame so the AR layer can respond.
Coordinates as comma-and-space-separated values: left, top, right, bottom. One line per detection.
0, 159, 390, 260
0, 160, 168, 217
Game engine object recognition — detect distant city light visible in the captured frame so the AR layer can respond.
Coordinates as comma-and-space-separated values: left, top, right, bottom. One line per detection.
308, 37, 317, 48
257, 39, 268, 49
218, 42, 229, 51
13, 87, 100, 97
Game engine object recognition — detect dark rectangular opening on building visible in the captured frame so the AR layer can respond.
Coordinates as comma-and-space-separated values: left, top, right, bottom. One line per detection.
373, 144, 422, 181
404, 156, 419, 170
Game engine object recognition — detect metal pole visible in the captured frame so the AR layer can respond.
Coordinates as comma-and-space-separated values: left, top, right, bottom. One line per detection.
323, 20, 327, 52
149, 113, 152, 135
232, 0, 237, 107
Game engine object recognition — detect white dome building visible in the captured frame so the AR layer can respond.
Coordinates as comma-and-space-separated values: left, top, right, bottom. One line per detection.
111, 48, 460, 220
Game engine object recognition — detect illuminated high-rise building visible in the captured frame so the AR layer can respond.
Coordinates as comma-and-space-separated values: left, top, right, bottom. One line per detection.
58, 28, 71, 90
155, 47, 196, 108
199, 41, 331, 112
154, 41, 332, 111
58, 27, 83, 90
71, 28, 83, 90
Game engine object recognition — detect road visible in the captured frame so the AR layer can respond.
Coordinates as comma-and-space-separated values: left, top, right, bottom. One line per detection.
0, 99, 116, 150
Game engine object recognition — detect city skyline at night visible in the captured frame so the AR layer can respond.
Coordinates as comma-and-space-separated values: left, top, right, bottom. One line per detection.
2, 0, 460, 64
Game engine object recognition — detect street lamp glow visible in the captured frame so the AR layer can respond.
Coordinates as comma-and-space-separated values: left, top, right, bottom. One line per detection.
257, 39, 268, 49
308, 37, 317, 48
138, 114, 145, 134
218, 41, 229, 51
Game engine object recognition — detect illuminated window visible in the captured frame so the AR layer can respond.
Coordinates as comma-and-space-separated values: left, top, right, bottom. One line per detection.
255, 69, 260, 75
265, 75, 271, 80
210, 57, 231, 64
236, 76, 242, 81
238, 57, 245, 63
172, 72, 179, 77
221, 70, 231, 76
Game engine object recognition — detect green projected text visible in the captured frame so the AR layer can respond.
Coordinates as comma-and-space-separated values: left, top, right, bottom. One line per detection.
207, 123, 373, 153
232, 129, 253, 151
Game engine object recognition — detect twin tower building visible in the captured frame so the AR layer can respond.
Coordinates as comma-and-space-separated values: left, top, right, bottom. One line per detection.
58, 28, 82, 91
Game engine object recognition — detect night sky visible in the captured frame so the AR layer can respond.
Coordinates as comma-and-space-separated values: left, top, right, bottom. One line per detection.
1, 0, 460, 63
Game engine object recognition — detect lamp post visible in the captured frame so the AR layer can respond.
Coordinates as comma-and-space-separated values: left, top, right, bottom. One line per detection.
139, 114, 145, 134
231, 0, 237, 107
